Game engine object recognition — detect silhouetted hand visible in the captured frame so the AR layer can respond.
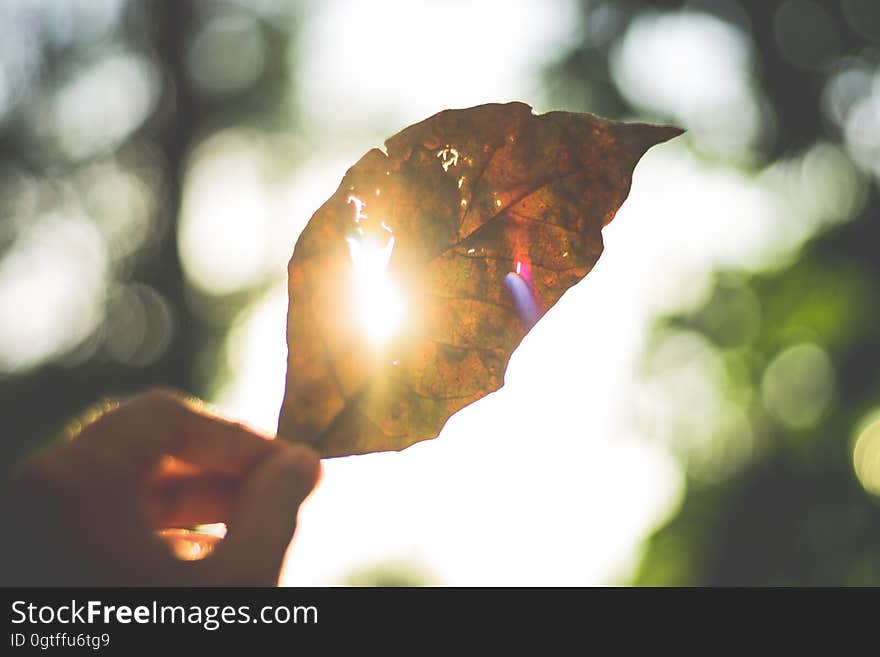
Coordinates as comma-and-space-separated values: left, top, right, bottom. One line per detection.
0, 388, 321, 586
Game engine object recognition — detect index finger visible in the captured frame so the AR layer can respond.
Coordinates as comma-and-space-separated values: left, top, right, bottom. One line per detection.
74, 388, 285, 478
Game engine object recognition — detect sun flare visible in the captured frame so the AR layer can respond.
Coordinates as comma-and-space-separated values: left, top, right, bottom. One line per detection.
345, 195, 404, 344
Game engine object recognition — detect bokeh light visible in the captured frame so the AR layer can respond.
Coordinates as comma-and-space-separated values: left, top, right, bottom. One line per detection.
854, 413, 880, 498
611, 10, 767, 158
774, 0, 839, 72
0, 213, 107, 372
761, 342, 835, 430
186, 9, 267, 97
105, 283, 175, 367
179, 131, 277, 296
44, 51, 158, 161
840, 0, 880, 42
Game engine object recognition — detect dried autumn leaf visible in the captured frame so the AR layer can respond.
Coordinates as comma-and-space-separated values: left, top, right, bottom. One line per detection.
279, 101, 681, 457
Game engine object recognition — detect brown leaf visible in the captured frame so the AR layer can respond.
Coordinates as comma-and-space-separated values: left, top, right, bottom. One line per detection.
278, 101, 681, 457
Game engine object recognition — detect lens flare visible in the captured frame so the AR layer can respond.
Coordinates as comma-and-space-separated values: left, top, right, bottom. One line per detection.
504, 258, 542, 329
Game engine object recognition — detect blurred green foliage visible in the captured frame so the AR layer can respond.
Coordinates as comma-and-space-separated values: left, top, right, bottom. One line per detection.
548, 0, 880, 585
0, 1, 303, 479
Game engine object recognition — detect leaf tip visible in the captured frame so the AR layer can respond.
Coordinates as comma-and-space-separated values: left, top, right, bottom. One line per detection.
610, 121, 685, 163
634, 122, 685, 149
655, 124, 686, 143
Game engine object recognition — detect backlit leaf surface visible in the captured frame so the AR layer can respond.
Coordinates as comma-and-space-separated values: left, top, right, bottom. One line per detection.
279, 102, 681, 456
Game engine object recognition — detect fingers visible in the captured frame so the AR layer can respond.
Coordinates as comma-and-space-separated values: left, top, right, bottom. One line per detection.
205, 444, 321, 585
144, 474, 240, 528
76, 388, 283, 478
7, 388, 320, 587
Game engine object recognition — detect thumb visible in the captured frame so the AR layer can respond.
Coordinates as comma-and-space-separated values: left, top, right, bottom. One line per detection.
207, 444, 321, 585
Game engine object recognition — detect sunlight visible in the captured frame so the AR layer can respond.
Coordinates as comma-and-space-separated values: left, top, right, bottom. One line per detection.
345, 195, 403, 344
346, 233, 403, 344
436, 145, 460, 172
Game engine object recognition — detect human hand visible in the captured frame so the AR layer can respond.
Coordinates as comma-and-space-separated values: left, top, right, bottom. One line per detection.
0, 388, 320, 586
